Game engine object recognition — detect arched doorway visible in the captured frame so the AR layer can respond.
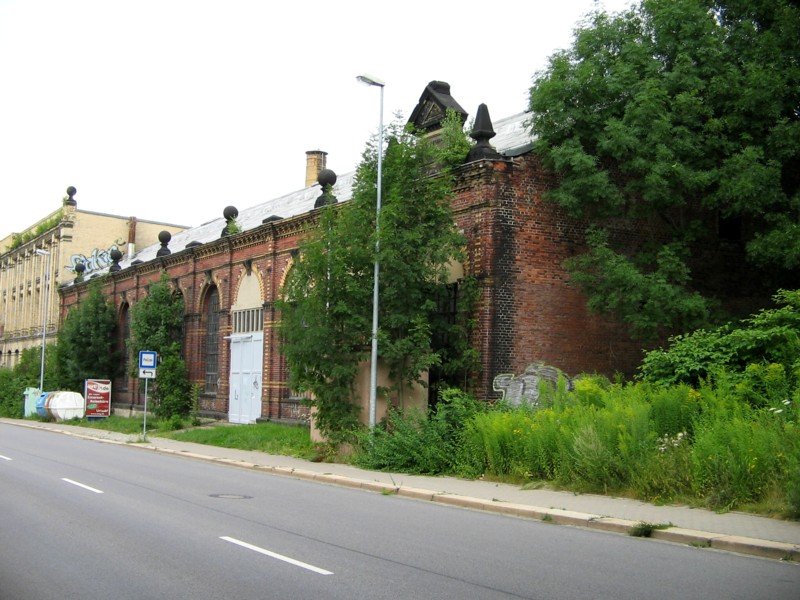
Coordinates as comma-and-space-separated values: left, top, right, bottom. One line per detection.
228, 272, 264, 423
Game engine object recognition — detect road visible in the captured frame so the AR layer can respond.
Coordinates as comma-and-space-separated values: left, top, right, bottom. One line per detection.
1, 423, 798, 599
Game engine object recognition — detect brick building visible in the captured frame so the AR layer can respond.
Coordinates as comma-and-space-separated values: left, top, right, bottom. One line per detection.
59, 81, 644, 423
0, 189, 186, 369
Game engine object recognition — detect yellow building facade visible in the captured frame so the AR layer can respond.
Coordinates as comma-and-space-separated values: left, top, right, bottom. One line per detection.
0, 188, 186, 368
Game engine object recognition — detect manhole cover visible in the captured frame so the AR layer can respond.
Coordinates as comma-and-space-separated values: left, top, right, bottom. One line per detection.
209, 493, 253, 500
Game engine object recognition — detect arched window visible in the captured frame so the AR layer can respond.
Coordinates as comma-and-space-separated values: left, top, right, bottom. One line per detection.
203, 287, 220, 394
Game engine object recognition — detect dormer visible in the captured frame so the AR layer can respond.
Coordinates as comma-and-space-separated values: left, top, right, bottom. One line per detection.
407, 81, 468, 134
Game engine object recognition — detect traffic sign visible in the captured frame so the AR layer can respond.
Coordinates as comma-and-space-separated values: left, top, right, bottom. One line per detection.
139, 351, 157, 369
139, 368, 156, 379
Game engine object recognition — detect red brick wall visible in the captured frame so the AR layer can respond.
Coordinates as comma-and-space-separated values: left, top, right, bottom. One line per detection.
60, 152, 649, 417
453, 155, 645, 398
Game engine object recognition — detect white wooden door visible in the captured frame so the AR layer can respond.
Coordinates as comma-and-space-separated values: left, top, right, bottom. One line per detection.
228, 333, 263, 423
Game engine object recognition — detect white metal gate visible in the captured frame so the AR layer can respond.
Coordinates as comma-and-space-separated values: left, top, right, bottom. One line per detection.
228, 332, 263, 424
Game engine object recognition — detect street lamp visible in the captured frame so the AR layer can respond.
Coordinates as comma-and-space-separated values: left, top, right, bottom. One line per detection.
35, 249, 51, 394
357, 74, 384, 428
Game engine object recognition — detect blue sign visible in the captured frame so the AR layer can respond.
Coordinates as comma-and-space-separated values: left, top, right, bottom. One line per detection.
138, 351, 157, 369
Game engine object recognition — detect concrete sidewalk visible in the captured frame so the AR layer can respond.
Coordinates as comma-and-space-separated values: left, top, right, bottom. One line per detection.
4, 418, 800, 562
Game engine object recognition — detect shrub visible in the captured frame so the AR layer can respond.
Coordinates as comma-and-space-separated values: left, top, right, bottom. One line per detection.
640, 289, 800, 387
354, 407, 450, 473
0, 368, 23, 418
354, 388, 485, 474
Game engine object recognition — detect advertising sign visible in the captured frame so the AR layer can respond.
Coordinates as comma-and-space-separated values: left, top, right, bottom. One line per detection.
85, 379, 112, 418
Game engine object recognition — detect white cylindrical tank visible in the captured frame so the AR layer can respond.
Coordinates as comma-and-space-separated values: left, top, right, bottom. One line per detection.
38, 391, 86, 421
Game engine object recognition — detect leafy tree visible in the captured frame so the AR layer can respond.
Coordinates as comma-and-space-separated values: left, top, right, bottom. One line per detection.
529, 0, 800, 339
279, 114, 470, 439
56, 281, 120, 392
129, 273, 191, 417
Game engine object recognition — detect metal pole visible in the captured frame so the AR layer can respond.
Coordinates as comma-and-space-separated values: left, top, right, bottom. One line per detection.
143, 378, 148, 440
368, 82, 384, 429
36, 249, 51, 394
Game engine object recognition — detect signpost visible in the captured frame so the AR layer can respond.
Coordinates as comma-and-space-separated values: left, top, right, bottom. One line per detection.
138, 351, 157, 439
84, 379, 112, 419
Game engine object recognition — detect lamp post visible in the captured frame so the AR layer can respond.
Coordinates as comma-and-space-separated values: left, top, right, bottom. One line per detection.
357, 74, 384, 428
35, 248, 51, 394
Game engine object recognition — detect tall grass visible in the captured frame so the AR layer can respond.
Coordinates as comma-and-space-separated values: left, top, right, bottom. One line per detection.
354, 372, 800, 516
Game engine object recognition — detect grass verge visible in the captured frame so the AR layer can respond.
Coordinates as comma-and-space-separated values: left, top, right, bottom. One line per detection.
159, 422, 318, 460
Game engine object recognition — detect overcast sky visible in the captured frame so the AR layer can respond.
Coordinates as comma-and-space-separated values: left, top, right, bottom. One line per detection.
0, 0, 633, 237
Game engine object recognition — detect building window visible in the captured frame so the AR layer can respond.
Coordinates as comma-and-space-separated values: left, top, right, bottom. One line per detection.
204, 288, 220, 394
231, 307, 263, 333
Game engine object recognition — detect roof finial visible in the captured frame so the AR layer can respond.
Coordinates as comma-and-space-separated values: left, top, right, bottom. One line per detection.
156, 231, 172, 256
108, 248, 123, 272
314, 169, 338, 209
64, 186, 77, 207
467, 104, 501, 161
221, 206, 239, 237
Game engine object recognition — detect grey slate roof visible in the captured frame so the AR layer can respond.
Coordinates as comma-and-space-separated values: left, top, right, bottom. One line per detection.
493, 111, 534, 157
73, 110, 534, 284
76, 172, 355, 282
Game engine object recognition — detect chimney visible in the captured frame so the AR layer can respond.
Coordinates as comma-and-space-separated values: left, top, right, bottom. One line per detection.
305, 150, 327, 187
127, 217, 137, 258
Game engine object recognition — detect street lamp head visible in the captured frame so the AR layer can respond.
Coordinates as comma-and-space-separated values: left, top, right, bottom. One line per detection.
357, 74, 385, 88
35, 249, 50, 256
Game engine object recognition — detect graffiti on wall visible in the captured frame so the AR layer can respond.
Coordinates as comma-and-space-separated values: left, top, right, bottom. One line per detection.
66, 240, 124, 275
492, 362, 572, 408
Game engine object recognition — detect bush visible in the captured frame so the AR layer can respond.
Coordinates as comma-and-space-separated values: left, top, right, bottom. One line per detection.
640, 290, 800, 387
354, 388, 485, 474
153, 351, 192, 418
354, 407, 450, 473
0, 368, 23, 418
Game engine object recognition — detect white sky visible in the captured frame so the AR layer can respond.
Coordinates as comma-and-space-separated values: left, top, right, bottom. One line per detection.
0, 0, 632, 236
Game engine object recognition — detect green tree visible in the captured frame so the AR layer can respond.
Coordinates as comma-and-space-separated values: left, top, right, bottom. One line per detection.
0, 345, 60, 417
56, 281, 120, 392
529, 0, 800, 339
279, 115, 469, 440
130, 273, 191, 418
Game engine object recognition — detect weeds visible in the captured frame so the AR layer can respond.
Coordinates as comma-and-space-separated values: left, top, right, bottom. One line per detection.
628, 522, 672, 537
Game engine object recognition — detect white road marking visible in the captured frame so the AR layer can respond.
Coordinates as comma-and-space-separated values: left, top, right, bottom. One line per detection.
220, 536, 333, 575
62, 478, 104, 494
0, 454, 11, 461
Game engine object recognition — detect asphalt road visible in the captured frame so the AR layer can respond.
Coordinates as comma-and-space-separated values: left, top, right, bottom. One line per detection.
1, 424, 798, 600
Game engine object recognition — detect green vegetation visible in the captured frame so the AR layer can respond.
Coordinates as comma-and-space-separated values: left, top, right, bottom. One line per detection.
130, 273, 191, 418
160, 422, 317, 460
628, 522, 672, 538
279, 111, 473, 442
56, 281, 120, 392
640, 289, 800, 387
8, 210, 63, 251
529, 0, 800, 339
351, 295, 800, 518
0, 346, 60, 417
